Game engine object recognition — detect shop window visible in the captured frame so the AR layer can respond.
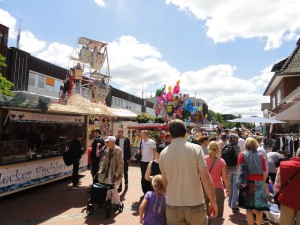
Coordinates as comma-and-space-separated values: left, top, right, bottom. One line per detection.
37, 75, 45, 89
54, 80, 63, 93
28, 73, 36, 87
272, 96, 276, 109
46, 84, 54, 92
277, 90, 281, 105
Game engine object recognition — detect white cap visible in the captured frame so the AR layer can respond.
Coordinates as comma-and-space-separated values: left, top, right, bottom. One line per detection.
104, 136, 116, 142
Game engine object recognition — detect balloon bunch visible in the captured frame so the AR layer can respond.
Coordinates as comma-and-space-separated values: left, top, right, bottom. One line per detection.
154, 80, 199, 122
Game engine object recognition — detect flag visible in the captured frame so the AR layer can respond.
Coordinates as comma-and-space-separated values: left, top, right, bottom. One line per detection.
16, 19, 21, 49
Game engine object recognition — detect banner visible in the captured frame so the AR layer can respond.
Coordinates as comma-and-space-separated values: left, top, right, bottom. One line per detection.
9, 110, 84, 124
0, 154, 88, 196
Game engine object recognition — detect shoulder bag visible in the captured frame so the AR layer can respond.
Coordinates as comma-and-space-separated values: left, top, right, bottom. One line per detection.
237, 153, 248, 189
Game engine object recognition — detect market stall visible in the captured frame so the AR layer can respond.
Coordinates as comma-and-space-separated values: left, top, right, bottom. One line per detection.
125, 123, 168, 157
0, 107, 88, 197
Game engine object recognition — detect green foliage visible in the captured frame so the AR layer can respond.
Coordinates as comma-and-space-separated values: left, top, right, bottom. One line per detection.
213, 112, 224, 124
135, 113, 166, 124
207, 109, 215, 120
0, 54, 14, 96
154, 115, 165, 123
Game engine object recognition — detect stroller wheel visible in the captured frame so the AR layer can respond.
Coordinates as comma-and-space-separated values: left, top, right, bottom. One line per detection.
87, 205, 94, 215
105, 211, 110, 218
118, 203, 124, 212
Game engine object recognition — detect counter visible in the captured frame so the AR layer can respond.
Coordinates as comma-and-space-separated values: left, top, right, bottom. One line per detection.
0, 152, 88, 197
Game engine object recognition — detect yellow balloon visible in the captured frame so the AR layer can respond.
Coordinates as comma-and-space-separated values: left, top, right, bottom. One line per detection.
199, 106, 203, 111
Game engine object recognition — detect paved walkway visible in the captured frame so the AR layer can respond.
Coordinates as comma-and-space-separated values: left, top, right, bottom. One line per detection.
0, 164, 276, 225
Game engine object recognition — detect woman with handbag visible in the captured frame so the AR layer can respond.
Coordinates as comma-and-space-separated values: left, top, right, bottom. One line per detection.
274, 148, 300, 225
237, 137, 269, 225
204, 141, 230, 225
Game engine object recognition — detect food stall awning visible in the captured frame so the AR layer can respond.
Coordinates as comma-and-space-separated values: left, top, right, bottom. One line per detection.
49, 94, 137, 118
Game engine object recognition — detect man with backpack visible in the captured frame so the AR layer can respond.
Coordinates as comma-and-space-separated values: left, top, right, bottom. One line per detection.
221, 133, 241, 213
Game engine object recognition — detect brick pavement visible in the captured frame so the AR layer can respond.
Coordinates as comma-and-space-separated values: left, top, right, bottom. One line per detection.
0, 164, 276, 225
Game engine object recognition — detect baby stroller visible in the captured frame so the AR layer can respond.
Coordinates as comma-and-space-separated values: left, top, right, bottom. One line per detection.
86, 174, 124, 218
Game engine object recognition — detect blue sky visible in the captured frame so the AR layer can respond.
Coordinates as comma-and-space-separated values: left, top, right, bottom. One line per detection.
1, 0, 300, 116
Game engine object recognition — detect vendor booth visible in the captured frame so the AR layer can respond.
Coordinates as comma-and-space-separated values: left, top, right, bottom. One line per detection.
0, 107, 88, 197
0, 92, 138, 197
125, 123, 168, 157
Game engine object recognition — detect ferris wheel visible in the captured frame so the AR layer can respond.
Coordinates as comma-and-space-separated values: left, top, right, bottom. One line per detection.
65, 37, 111, 103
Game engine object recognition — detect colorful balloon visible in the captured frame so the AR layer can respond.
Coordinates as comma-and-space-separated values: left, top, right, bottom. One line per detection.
172, 80, 180, 94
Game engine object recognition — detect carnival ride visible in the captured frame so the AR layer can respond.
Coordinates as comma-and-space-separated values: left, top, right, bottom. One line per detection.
62, 37, 111, 103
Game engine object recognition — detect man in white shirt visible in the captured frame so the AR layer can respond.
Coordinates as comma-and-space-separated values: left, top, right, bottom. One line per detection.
136, 130, 156, 196
238, 137, 245, 152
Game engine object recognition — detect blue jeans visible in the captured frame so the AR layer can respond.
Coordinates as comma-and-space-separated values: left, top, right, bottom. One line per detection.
228, 170, 238, 209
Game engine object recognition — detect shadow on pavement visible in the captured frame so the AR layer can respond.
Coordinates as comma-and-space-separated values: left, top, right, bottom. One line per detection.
228, 212, 246, 224
131, 200, 141, 216
0, 175, 90, 225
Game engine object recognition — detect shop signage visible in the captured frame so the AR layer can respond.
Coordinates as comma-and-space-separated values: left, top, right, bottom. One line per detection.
0, 156, 87, 196
9, 110, 84, 124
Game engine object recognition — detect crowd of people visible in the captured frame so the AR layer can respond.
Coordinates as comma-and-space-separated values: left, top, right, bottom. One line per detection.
68, 120, 300, 225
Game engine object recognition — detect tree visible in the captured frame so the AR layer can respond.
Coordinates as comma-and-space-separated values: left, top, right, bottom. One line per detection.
0, 54, 14, 96
213, 112, 224, 124
207, 109, 215, 121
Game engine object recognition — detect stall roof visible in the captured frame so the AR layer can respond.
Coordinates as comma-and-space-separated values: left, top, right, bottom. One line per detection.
49, 94, 137, 117
0, 92, 137, 118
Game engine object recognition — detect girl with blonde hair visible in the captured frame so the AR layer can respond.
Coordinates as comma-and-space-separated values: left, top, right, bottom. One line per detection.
139, 175, 166, 225
204, 141, 230, 225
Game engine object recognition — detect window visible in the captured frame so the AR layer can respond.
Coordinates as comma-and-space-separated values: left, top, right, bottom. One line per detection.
272, 96, 276, 109
277, 90, 281, 105
28, 73, 36, 86
46, 84, 54, 92
37, 75, 45, 89
54, 80, 63, 93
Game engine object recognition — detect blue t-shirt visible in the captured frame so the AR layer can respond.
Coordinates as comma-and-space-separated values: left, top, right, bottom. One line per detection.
143, 191, 166, 225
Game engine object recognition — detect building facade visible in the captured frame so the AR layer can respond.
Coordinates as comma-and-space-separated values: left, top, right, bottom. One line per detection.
263, 38, 300, 133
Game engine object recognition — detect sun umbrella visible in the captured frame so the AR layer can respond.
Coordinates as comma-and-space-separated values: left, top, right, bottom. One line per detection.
227, 116, 286, 124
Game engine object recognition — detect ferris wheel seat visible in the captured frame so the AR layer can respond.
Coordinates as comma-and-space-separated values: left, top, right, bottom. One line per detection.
90, 54, 105, 70
75, 69, 84, 80
79, 48, 91, 63
90, 72, 110, 80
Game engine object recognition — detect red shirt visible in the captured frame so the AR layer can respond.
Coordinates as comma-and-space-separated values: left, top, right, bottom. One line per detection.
238, 152, 266, 181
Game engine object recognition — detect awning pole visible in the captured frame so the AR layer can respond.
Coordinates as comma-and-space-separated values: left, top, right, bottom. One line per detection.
3, 113, 9, 126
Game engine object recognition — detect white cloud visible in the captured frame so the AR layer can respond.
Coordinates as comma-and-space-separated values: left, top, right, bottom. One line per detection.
94, 0, 105, 7
0, 8, 273, 117
165, 0, 300, 50
0, 9, 46, 53
250, 65, 274, 91
18, 30, 46, 54
108, 36, 180, 94
177, 64, 271, 117
107, 36, 270, 117
36, 42, 73, 68
0, 8, 17, 35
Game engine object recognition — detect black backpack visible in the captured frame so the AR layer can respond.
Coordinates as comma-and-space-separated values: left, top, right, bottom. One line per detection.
63, 148, 73, 166
221, 144, 238, 167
